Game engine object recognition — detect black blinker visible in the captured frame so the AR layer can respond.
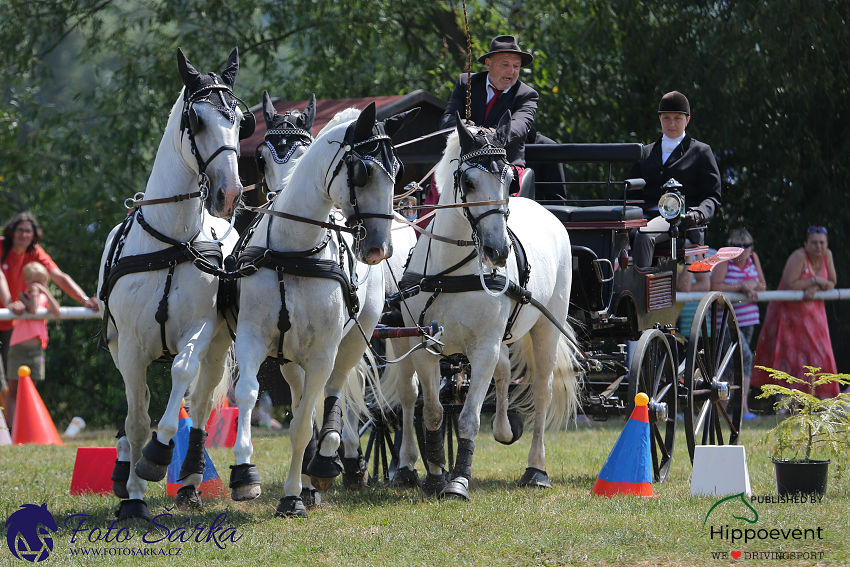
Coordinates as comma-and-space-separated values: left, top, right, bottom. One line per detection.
187, 105, 201, 133
240, 110, 256, 140
352, 158, 368, 187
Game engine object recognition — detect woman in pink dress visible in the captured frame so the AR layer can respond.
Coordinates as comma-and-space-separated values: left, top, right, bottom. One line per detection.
751, 226, 838, 397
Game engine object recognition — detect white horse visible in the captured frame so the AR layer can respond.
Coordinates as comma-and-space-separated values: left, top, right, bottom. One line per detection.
97, 48, 248, 521
229, 102, 418, 517
384, 113, 582, 499
244, 93, 398, 505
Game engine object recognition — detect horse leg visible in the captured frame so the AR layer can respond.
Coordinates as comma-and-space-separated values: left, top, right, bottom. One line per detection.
230, 326, 266, 501
517, 329, 560, 489
410, 345, 446, 498
276, 356, 334, 518
492, 344, 523, 444
134, 323, 213, 482
307, 330, 368, 491
389, 341, 420, 488
176, 328, 233, 510
281, 363, 321, 508
115, 348, 153, 521
441, 343, 501, 501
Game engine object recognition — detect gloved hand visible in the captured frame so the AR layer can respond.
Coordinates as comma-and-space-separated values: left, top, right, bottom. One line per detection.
679, 209, 704, 231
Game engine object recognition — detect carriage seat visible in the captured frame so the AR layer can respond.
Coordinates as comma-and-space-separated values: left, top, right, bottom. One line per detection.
515, 167, 535, 200
544, 204, 644, 223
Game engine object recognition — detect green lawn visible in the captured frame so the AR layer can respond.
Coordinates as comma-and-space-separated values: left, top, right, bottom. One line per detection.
1, 417, 847, 566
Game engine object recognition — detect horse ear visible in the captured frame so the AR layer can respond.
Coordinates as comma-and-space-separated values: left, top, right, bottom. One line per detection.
177, 48, 200, 89
221, 47, 239, 87
383, 107, 420, 139
495, 110, 512, 147
354, 102, 376, 141
456, 111, 474, 152
298, 94, 317, 133
263, 91, 276, 127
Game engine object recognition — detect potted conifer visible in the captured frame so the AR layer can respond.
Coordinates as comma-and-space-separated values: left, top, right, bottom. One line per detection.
756, 366, 850, 496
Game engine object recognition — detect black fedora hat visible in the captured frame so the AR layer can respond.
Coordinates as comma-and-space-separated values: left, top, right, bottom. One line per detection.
478, 35, 533, 67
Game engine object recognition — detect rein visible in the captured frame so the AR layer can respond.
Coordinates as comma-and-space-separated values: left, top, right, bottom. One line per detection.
244, 205, 362, 236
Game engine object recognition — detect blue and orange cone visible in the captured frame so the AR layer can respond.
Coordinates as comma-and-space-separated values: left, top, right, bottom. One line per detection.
591, 393, 656, 497
166, 405, 227, 497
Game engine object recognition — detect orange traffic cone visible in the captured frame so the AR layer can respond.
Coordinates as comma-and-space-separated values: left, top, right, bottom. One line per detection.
70, 447, 118, 495
591, 393, 655, 497
11, 366, 63, 446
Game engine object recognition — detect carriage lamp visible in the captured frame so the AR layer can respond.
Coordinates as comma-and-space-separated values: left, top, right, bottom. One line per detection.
398, 195, 418, 221
658, 178, 686, 221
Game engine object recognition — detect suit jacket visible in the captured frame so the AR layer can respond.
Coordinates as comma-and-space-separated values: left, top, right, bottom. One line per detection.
440, 72, 538, 167
627, 134, 721, 222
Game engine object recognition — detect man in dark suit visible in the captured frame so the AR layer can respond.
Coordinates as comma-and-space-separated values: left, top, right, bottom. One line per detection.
629, 91, 722, 267
440, 35, 539, 168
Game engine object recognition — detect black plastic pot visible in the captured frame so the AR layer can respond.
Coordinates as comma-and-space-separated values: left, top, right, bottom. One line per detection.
772, 458, 830, 496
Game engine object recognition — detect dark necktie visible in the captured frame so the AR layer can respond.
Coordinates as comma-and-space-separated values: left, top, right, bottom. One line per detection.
484, 88, 503, 122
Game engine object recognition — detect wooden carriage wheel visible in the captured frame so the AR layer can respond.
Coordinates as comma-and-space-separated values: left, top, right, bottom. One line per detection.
627, 328, 677, 482
683, 292, 744, 463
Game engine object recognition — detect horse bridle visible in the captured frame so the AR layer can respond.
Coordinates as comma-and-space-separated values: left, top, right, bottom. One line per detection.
181, 77, 254, 204
326, 121, 402, 248
453, 131, 512, 242
255, 118, 314, 178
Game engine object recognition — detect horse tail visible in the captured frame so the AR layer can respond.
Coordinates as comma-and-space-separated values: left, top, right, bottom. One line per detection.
212, 345, 237, 409
341, 348, 383, 434
508, 328, 583, 432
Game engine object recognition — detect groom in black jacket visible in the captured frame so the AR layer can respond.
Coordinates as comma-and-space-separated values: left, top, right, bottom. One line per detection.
440, 35, 539, 169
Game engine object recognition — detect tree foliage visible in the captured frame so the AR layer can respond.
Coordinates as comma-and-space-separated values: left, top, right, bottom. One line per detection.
0, 0, 848, 426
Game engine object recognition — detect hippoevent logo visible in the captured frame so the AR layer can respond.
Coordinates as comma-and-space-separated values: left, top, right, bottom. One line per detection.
6, 503, 242, 562
6, 504, 59, 563
704, 492, 825, 560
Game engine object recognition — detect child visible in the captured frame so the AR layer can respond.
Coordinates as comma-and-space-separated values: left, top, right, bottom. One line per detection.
4, 262, 60, 426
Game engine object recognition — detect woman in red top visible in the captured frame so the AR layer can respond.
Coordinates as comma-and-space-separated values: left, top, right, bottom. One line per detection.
0, 212, 99, 423
751, 226, 838, 398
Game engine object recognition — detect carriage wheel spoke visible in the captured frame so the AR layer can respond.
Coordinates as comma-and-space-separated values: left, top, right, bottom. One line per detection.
652, 423, 670, 461
652, 350, 668, 398
714, 307, 730, 372
695, 399, 710, 440
717, 402, 738, 438
713, 403, 725, 445
696, 352, 711, 389
654, 382, 672, 404
714, 340, 737, 382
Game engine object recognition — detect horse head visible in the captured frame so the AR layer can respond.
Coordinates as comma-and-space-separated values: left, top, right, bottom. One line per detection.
176, 47, 248, 218
325, 102, 419, 265
451, 111, 513, 268
255, 92, 316, 193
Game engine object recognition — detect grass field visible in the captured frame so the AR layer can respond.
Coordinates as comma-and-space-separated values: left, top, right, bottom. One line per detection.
1, 417, 847, 566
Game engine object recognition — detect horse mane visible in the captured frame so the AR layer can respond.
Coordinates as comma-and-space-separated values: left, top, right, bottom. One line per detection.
434, 129, 462, 196
316, 106, 361, 138
280, 107, 362, 190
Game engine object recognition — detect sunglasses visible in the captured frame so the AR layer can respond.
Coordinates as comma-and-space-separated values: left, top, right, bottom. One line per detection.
808, 226, 828, 234
731, 242, 752, 249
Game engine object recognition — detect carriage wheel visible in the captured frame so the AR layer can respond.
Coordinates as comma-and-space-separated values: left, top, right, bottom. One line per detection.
627, 328, 677, 483
683, 292, 744, 463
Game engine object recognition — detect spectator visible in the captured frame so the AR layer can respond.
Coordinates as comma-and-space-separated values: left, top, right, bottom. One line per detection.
751, 225, 838, 398
0, 212, 98, 418
710, 229, 766, 420
3, 263, 61, 425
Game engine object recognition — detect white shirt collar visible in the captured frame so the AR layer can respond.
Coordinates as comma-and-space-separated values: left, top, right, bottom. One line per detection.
486, 77, 506, 103
661, 132, 686, 164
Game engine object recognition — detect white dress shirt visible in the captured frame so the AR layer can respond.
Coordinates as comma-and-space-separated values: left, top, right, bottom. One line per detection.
661, 132, 685, 164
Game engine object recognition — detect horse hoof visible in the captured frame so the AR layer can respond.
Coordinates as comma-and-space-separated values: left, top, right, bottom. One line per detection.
300, 488, 322, 508
341, 451, 370, 492
310, 475, 336, 492
134, 457, 169, 482
422, 471, 447, 499
493, 413, 524, 445
111, 460, 130, 499
115, 499, 151, 522
390, 467, 420, 489
229, 463, 262, 501
517, 467, 553, 489
231, 484, 261, 501
439, 477, 470, 501
175, 485, 203, 511
135, 433, 174, 481
274, 496, 307, 518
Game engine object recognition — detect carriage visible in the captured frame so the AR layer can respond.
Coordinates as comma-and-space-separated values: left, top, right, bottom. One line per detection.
365, 140, 744, 486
